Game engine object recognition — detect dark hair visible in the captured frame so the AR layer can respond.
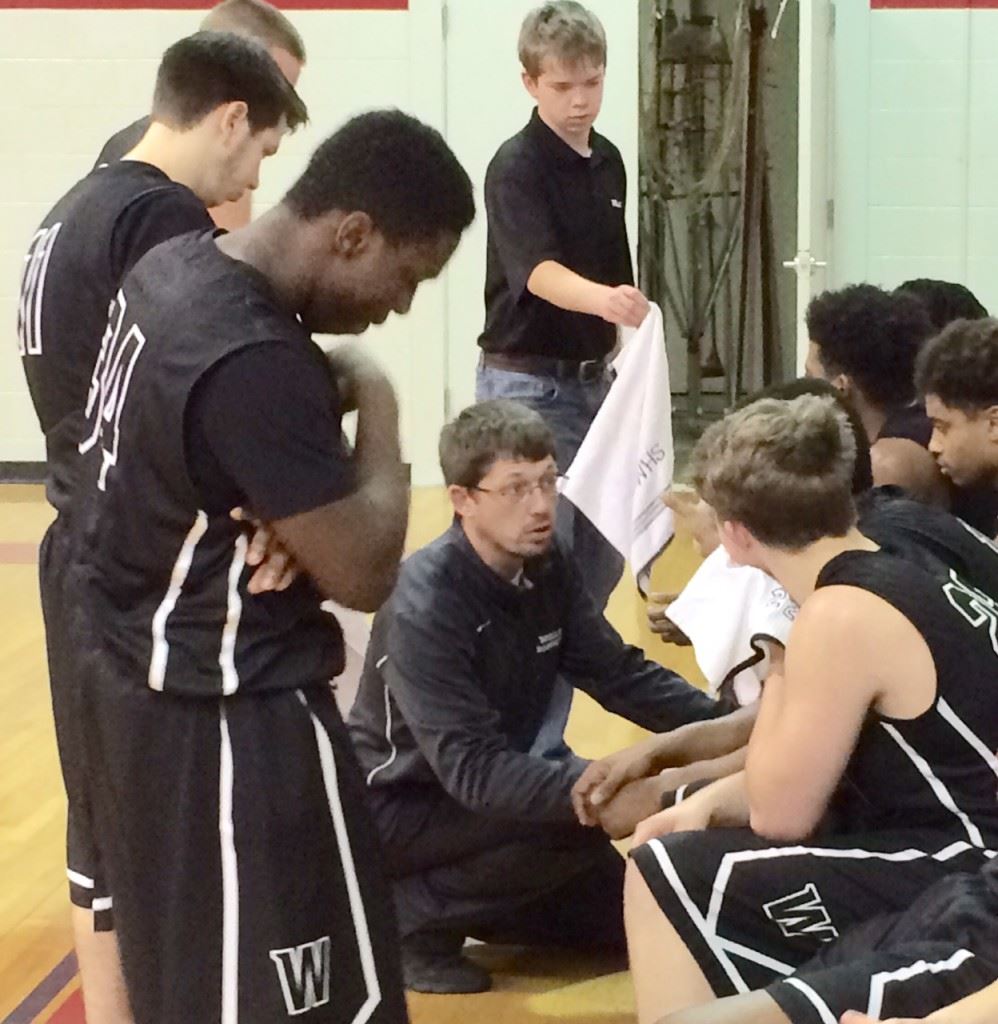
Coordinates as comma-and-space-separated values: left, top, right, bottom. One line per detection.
896, 278, 988, 332
201, 0, 306, 63
738, 377, 873, 495
152, 31, 308, 134
284, 110, 475, 243
916, 318, 998, 414
439, 400, 556, 488
805, 284, 935, 409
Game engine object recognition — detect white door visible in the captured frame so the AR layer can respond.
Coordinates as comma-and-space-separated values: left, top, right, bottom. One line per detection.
787, 0, 834, 371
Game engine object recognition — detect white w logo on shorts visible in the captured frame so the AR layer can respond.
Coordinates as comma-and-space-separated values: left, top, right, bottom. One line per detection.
270, 936, 331, 1015
17, 223, 62, 356
763, 883, 839, 942
78, 289, 146, 491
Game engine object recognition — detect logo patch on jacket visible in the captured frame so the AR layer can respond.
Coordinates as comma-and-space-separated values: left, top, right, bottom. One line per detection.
536, 629, 562, 654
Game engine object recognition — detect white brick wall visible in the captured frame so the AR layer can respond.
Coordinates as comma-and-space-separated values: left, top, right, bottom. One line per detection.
834, 5, 998, 317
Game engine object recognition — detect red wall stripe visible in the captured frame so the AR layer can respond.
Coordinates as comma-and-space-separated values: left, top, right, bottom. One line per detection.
872, 1, 998, 7
0, 0, 405, 8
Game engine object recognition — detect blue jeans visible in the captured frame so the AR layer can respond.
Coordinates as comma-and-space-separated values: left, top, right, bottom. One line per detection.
476, 362, 625, 754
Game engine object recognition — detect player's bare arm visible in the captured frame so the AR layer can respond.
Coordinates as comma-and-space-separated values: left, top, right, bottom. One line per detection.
746, 585, 935, 840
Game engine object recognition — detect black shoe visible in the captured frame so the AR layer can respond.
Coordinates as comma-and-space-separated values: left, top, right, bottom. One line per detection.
401, 934, 492, 994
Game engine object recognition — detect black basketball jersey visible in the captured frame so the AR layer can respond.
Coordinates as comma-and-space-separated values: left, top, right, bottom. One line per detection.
71, 232, 345, 698
818, 546, 998, 850
17, 160, 212, 514
859, 487, 998, 600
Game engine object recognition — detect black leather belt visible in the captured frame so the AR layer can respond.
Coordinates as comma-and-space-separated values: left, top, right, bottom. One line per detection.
482, 351, 609, 382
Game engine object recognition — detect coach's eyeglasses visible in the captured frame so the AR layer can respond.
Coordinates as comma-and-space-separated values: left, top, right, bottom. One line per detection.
472, 472, 563, 504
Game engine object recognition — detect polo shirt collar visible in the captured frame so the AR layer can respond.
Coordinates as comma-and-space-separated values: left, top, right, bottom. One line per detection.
525, 107, 605, 168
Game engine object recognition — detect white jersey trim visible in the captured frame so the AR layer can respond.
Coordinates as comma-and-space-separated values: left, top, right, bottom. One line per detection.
148, 510, 209, 691
881, 721, 987, 849
219, 534, 248, 696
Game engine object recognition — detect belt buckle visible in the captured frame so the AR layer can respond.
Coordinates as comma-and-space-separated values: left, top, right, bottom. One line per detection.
578, 359, 603, 383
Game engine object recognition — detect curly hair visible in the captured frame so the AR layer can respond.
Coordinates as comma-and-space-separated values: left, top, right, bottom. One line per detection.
692, 394, 857, 550
915, 318, 998, 413
895, 279, 988, 333
283, 110, 475, 244
805, 284, 935, 409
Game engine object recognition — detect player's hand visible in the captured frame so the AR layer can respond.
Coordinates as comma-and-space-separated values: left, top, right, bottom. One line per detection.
647, 592, 691, 645
632, 773, 749, 846
664, 488, 720, 559
632, 795, 713, 847
572, 736, 664, 824
598, 285, 650, 328
231, 508, 299, 594
326, 344, 393, 413
594, 777, 669, 839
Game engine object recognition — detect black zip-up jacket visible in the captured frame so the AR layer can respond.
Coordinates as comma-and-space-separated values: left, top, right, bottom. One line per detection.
347, 524, 722, 824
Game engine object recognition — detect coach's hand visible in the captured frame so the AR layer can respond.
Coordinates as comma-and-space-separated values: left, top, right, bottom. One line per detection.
231, 508, 299, 594
647, 593, 691, 645
598, 284, 650, 328
632, 772, 750, 847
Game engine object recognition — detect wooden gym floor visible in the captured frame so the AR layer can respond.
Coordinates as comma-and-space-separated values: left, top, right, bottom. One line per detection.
0, 483, 704, 1024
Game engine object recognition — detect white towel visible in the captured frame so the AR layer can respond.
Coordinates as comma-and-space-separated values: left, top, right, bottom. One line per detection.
562, 303, 674, 591
665, 548, 798, 706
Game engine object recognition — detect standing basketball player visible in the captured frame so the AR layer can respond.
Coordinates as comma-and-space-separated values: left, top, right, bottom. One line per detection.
623, 395, 998, 1024
71, 110, 474, 1024
17, 33, 305, 1024
95, 0, 306, 230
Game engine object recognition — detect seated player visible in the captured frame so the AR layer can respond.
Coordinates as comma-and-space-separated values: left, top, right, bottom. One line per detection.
804, 283, 945, 504
622, 394, 998, 1024
918, 317, 998, 536
347, 399, 726, 995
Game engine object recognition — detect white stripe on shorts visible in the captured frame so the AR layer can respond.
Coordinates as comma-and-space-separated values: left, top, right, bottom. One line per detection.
867, 949, 976, 1019
298, 690, 382, 1024
219, 704, 239, 1024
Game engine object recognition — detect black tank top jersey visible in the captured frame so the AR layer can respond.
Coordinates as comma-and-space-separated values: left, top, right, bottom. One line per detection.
94, 116, 150, 168
17, 161, 212, 514
858, 488, 998, 600
71, 232, 345, 698
817, 545, 998, 850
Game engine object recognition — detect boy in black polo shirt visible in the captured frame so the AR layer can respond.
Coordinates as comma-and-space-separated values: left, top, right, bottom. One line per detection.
478, 0, 650, 751
478, 1, 648, 605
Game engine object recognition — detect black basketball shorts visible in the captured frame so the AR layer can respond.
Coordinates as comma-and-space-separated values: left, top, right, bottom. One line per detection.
38, 520, 112, 928
82, 677, 409, 1024
630, 826, 990, 998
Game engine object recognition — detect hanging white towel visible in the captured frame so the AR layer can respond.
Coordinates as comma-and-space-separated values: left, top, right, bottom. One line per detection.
665, 548, 798, 706
562, 303, 674, 591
